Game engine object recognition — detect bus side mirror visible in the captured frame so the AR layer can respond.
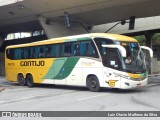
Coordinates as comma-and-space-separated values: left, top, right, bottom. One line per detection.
102, 45, 126, 57
141, 46, 153, 58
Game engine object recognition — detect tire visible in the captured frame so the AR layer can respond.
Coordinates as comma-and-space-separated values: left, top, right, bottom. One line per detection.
26, 74, 34, 87
87, 76, 100, 92
17, 74, 26, 86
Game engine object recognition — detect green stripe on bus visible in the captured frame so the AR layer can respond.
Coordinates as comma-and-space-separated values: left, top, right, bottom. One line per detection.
43, 57, 79, 80
54, 57, 80, 79
66, 37, 91, 42
77, 37, 91, 41
43, 58, 67, 79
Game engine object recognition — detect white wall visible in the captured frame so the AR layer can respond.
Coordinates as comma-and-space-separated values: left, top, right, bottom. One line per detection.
151, 58, 160, 74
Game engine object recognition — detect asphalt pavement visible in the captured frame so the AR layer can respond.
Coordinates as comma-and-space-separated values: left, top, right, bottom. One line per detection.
0, 76, 160, 120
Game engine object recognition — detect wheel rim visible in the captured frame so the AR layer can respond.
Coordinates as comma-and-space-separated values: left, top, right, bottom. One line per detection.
26, 75, 33, 87
19, 76, 25, 85
90, 80, 97, 88
19, 77, 24, 83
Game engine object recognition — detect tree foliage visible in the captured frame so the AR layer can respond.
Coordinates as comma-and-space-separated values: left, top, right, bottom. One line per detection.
133, 35, 146, 45
152, 33, 160, 42
133, 33, 160, 45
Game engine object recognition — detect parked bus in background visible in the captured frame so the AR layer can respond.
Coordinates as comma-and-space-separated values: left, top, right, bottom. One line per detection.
5, 33, 153, 92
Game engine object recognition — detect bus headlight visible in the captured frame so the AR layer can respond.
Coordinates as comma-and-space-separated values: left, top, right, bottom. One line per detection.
113, 72, 130, 80
113, 72, 146, 81
120, 75, 130, 80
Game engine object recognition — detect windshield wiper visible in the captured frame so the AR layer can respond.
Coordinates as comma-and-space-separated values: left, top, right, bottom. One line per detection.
133, 48, 143, 66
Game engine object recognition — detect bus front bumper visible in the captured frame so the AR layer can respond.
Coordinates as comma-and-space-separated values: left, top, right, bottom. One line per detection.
120, 78, 148, 89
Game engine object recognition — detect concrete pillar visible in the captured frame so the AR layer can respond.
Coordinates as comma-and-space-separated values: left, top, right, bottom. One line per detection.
38, 16, 88, 39
144, 31, 154, 49
144, 31, 154, 74
0, 37, 5, 76
0, 37, 4, 47
0, 52, 5, 76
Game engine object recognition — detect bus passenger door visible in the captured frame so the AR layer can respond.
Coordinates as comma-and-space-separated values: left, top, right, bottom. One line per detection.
103, 48, 121, 88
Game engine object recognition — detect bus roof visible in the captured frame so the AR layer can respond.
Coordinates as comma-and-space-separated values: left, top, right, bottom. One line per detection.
91, 33, 137, 42
6, 33, 138, 49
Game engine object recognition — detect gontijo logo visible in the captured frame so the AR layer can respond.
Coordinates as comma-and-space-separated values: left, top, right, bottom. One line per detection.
106, 80, 118, 87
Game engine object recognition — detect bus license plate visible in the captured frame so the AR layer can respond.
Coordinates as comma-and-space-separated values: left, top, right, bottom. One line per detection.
136, 83, 141, 87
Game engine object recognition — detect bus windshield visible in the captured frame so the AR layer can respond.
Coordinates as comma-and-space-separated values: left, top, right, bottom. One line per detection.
95, 37, 147, 74
121, 42, 146, 73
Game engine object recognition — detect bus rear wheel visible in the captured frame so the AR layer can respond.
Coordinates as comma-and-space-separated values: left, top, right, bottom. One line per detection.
87, 76, 100, 92
18, 74, 26, 86
26, 74, 34, 87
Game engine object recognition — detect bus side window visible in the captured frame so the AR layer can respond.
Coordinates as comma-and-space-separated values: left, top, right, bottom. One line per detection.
64, 42, 72, 57
80, 42, 86, 56
39, 46, 45, 58
89, 42, 98, 57
85, 42, 90, 56
14, 48, 22, 60
21, 48, 24, 59
50, 45, 54, 57
45, 46, 51, 58
53, 44, 60, 57
60, 44, 64, 57
82, 41, 98, 58
34, 47, 40, 58
31, 47, 35, 58
73, 42, 80, 56
6, 49, 14, 60
23, 48, 28, 59
28, 47, 32, 59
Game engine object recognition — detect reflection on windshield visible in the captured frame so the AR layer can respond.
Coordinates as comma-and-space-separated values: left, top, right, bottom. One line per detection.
94, 37, 147, 74
122, 42, 146, 73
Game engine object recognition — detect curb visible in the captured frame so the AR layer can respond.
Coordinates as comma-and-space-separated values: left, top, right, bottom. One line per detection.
148, 74, 160, 77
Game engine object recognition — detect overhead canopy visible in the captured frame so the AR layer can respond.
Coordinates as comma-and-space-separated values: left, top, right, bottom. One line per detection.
0, 0, 160, 35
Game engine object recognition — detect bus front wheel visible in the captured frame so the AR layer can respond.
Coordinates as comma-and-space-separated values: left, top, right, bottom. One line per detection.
26, 74, 34, 87
18, 74, 26, 86
87, 76, 100, 92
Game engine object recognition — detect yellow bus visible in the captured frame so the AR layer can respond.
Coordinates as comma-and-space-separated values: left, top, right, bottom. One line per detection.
5, 33, 153, 92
